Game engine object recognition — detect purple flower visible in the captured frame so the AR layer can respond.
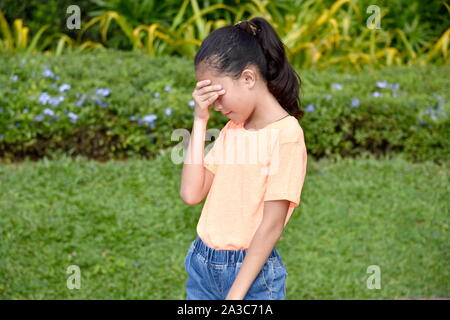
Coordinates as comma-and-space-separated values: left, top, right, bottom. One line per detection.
67, 112, 78, 123
305, 104, 315, 112
58, 84, 71, 92
42, 66, 57, 79
34, 115, 44, 122
376, 81, 389, 89
142, 114, 157, 128
130, 116, 138, 121
38, 92, 51, 105
75, 94, 87, 107
351, 98, 360, 108
95, 88, 111, 97
49, 96, 64, 107
426, 106, 446, 121
391, 83, 400, 91
165, 108, 172, 116
38, 92, 64, 107
12, 75, 18, 82
188, 100, 195, 108
95, 98, 109, 107
0, 134, 4, 140
164, 85, 172, 92
43, 108, 55, 116
23, 108, 29, 114
331, 83, 342, 90
371, 91, 382, 97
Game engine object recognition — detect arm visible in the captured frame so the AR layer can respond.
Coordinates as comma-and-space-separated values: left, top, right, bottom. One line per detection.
225, 199, 290, 300
179, 117, 208, 205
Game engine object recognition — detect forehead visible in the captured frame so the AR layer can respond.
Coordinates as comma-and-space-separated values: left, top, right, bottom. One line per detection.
196, 71, 236, 88
195, 68, 220, 82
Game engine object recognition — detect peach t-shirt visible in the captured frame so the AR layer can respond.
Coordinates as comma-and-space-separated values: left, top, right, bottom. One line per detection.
199, 115, 308, 250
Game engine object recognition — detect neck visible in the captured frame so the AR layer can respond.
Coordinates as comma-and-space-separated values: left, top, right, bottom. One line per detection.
244, 94, 289, 130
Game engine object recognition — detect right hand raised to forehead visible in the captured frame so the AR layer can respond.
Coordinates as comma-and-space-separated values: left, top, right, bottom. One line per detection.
192, 80, 226, 120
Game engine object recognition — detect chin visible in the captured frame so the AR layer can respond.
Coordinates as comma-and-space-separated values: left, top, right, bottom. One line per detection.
225, 112, 234, 119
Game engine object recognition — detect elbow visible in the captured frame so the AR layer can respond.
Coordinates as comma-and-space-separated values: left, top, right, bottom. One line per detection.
179, 189, 200, 206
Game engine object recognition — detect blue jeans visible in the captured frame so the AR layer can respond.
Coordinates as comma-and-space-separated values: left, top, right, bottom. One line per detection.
184, 235, 287, 300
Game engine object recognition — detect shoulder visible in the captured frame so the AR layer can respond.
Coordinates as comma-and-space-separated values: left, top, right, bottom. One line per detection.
273, 116, 304, 144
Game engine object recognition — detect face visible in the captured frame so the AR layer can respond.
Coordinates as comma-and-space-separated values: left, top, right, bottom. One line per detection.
195, 66, 258, 124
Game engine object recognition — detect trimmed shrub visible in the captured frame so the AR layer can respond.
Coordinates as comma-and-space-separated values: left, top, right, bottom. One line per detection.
0, 50, 448, 164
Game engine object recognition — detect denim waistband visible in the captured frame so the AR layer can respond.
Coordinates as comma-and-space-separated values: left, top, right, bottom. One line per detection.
191, 235, 281, 265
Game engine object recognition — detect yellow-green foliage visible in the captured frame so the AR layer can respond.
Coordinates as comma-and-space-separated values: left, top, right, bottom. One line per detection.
0, 0, 448, 71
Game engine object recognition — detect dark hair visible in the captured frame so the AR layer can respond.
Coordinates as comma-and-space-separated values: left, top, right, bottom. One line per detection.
194, 17, 303, 120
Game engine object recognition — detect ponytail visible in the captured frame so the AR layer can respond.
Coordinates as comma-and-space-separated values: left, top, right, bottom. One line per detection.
250, 17, 303, 120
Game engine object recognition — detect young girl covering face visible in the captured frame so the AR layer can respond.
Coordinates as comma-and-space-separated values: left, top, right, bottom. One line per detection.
180, 18, 308, 300
195, 63, 289, 130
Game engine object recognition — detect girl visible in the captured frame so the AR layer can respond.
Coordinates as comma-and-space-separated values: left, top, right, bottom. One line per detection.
180, 17, 308, 300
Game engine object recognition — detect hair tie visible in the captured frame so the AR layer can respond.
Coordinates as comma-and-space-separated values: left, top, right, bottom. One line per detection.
234, 20, 261, 36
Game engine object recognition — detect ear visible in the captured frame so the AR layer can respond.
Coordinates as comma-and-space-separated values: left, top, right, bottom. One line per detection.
241, 68, 257, 87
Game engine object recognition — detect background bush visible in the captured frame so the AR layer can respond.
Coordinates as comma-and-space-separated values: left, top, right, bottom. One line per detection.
0, 50, 448, 164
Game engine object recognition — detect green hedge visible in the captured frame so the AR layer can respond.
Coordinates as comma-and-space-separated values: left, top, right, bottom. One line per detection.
0, 50, 448, 163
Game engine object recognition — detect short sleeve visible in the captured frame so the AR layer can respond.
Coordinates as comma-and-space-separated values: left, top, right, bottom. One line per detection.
263, 141, 307, 207
204, 128, 224, 174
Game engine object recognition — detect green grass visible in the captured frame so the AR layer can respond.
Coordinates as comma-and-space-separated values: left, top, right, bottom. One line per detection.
0, 151, 448, 299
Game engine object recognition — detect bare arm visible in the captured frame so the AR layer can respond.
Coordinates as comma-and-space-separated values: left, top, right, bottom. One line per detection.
179, 79, 225, 205
225, 199, 290, 300
179, 117, 211, 205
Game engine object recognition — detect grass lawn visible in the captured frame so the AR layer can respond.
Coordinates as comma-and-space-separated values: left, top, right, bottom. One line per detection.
0, 150, 448, 299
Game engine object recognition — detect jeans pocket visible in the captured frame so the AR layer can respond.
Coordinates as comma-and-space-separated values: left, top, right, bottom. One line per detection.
233, 260, 275, 299
272, 263, 287, 299
261, 259, 276, 293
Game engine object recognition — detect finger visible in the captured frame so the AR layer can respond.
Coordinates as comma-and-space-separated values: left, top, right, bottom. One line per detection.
199, 84, 222, 95
200, 92, 218, 103
202, 93, 217, 102
196, 79, 211, 89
